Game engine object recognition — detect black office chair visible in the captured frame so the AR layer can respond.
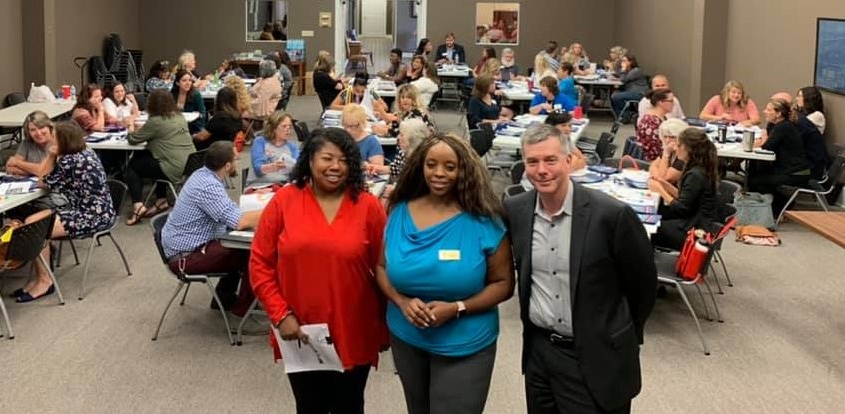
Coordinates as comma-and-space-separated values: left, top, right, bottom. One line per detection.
143, 150, 207, 207
0, 213, 65, 340
149, 213, 235, 345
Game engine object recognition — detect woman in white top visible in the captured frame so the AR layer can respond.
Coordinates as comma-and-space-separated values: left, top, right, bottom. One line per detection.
796, 86, 825, 134
410, 60, 439, 108
103, 82, 139, 130
531, 53, 557, 86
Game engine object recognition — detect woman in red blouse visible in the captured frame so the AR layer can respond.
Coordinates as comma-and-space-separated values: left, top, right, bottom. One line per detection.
71, 84, 118, 133
249, 127, 388, 413
635, 88, 674, 162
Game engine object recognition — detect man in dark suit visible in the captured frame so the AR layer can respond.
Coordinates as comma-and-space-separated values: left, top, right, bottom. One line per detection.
503, 124, 657, 413
435, 33, 466, 65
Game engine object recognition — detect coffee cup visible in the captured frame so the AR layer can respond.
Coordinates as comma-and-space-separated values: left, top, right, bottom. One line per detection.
742, 130, 755, 152
61, 85, 71, 99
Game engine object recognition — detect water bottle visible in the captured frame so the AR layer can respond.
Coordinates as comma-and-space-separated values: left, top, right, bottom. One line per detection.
70, 85, 77, 100
742, 130, 755, 152
679, 239, 709, 281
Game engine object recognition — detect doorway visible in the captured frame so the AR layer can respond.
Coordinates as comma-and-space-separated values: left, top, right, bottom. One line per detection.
336, 0, 426, 72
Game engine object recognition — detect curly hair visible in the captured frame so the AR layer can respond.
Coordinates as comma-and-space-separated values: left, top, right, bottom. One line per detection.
388, 132, 503, 218
289, 127, 366, 203
678, 128, 719, 191
146, 89, 179, 118
719, 80, 749, 110
223, 75, 251, 115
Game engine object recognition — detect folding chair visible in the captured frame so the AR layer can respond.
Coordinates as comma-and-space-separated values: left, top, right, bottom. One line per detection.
584, 132, 615, 165
509, 161, 525, 186
654, 243, 722, 355
502, 184, 526, 200
149, 213, 234, 345
0, 214, 65, 340
776, 154, 845, 224
142, 150, 207, 207
58, 180, 132, 300
709, 212, 738, 294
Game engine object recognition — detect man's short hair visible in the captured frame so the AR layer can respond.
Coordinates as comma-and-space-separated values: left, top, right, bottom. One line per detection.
205, 141, 235, 170
521, 124, 570, 154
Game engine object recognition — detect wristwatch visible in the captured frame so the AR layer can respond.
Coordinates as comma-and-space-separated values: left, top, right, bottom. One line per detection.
456, 301, 467, 318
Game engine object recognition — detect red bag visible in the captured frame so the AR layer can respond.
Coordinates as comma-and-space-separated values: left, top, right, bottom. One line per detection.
675, 229, 710, 281
234, 131, 246, 153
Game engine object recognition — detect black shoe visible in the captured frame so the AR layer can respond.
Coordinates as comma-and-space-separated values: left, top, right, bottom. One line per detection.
9, 288, 24, 298
16, 285, 55, 303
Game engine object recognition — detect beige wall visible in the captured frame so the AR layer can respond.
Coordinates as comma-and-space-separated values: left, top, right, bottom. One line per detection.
725, 0, 845, 148
426, 0, 616, 73
140, 0, 334, 76
2, 0, 24, 97
613, 0, 696, 107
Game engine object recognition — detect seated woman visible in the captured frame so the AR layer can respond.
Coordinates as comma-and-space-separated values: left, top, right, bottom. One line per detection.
192, 87, 242, 151
561, 42, 592, 76
247, 111, 300, 185
699, 80, 760, 126
388, 84, 435, 136
330, 72, 396, 123
635, 88, 675, 162
249, 59, 283, 118
530, 53, 557, 86
124, 90, 196, 225
795, 86, 829, 179
610, 55, 649, 118
214, 58, 246, 79
378, 48, 408, 85
556, 62, 579, 105
410, 60, 439, 108
467, 75, 512, 128
171, 69, 206, 134
471, 47, 501, 80
177, 50, 209, 90
103, 82, 140, 130
404, 55, 426, 83
224, 75, 253, 117
366, 117, 430, 182
648, 128, 720, 250
313, 51, 344, 110
267, 50, 294, 109
648, 118, 690, 185
145, 59, 173, 92
603, 46, 626, 75
72, 84, 118, 133
415, 38, 434, 61
342, 104, 384, 166
748, 99, 811, 215
15, 121, 115, 302
529, 75, 576, 115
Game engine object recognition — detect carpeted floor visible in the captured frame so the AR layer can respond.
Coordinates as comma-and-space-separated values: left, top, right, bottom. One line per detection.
0, 94, 842, 413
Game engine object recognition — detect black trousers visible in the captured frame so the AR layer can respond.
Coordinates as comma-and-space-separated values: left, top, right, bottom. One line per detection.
125, 150, 169, 203
747, 171, 809, 216
287, 365, 371, 414
525, 329, 631, 414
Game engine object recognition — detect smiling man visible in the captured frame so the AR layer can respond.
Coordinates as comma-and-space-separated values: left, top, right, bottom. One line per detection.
503, 124, 657, 414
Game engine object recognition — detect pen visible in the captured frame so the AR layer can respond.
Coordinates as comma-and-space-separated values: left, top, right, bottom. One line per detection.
304, 339, 324, 364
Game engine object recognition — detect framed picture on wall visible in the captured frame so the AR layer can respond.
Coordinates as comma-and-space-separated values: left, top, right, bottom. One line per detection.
475, 3, 519, 45
814, 18, 845, 95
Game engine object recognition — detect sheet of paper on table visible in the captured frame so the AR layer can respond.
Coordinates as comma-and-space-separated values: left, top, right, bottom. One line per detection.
0, 181, 36, 195
239, 192, 275, 212
274, 323, 344, 373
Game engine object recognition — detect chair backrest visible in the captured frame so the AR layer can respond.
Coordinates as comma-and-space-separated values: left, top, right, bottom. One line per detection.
106, 179, 127, 219
623, 136, 645, 160
241, 167, 249, 191
509, 160, 525, 185
4, 213, 54, 264
149, 213, 170, 265
182, 150, 207, 179
594, 132, 615, 162
469, 129, 492, 157
717, 180, 742, 207
825, 154, 845, 185
504, 184, 526, 199
295, 120, 310, 142
3, 93, 26, 108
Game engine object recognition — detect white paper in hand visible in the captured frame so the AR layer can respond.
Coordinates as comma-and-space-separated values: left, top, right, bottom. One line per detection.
273, 323, 343, 373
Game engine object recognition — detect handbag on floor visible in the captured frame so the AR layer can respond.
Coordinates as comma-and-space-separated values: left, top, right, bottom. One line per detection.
735, 225, 780, 246
0, 221, 25, 270
733, 192, 776, 229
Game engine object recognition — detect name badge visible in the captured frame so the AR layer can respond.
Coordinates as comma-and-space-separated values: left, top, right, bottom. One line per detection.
438, 250, 461, 261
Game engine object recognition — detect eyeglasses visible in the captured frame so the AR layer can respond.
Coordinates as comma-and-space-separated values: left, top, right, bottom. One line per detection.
279, 123, 293, 129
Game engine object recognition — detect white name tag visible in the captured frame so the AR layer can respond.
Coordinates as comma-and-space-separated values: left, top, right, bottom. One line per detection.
438, 250, 461, 261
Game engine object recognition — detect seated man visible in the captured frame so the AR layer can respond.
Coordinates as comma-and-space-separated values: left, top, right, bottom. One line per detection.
557, 61, 578, 105
377, 48, 408, 85
161, 141, 262, 317
637, 74, 685, 124
435, 33, 466, 64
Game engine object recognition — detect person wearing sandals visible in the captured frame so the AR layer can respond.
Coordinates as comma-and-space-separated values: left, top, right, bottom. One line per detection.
124, 90, 196, 225
13, 121, 115, 303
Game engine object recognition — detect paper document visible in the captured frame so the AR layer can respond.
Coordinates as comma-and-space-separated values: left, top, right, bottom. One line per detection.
239, 192, 274, 212
274, 323, 343, 373
0, 181, 35, 195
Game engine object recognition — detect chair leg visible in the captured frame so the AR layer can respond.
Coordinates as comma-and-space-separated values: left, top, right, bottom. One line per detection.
0, 296, 14, 340
152, 282, 185, 341
776, 191, 800, 224
815, 192, 830, 212
205, 279, 235, 346
694, 283, 712, 322
78, 238, 98, 300
179, 284, 191, 305
69, 240, 80, 265
38, 254, 65, 305
709, 263, 724, 294
106, 233, 132, 276
674, 282, 710, 355
716, 251, 733, 287
236, 297, 260, 346
702, 277, 723, 323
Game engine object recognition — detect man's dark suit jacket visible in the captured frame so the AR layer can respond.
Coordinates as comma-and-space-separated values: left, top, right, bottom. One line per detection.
504, 184, 657, 411
434, 43, 466, 64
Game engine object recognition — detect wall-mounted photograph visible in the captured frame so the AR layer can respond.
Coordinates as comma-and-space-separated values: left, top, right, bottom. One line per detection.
246, 0, 288, 42
475, 3, 519, 45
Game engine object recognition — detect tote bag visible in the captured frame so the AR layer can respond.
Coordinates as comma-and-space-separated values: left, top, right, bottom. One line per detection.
733, 192, 776, 229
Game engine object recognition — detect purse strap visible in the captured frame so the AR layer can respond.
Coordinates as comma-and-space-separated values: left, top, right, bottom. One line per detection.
618, 155, 640, 170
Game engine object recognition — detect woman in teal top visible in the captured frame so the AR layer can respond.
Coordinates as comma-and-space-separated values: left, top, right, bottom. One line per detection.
376, 132, 514, 414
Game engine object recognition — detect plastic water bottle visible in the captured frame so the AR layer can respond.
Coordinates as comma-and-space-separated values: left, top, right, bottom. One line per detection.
70, 85, 77, 100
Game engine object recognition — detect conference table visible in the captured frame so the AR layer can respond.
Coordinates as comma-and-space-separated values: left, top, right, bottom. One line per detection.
574, 74, 623, 113
319, 109, 397, 146
0, 184, 46, 214
783, 211, 845, 249
493, 115, 590, 150
0, 100, 76, 128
